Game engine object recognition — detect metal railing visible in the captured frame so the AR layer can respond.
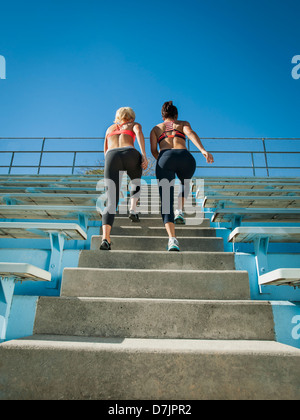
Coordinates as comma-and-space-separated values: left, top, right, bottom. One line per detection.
0, 137, 299, 177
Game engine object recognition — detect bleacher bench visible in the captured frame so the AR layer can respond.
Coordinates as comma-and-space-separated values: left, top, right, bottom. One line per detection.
0, 186, 103, 194
0, 205, 101, 221
229, 227, 300, 243
228, 226, 300, 288
0, 222, 87, 240
0, 193, 100, 206
212, 208, 300, 227
192, 177, 300, 191
200, 188, 300, 197
0, 263, 51, 282
259, 268, 300, 287
203, 195, 300, 209
0, 221, 88, 290
0, 263, 51, 341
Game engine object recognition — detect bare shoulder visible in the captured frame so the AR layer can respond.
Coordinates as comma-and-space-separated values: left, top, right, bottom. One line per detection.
178, 120, 191, 128
133, 122, 142, 130
106, 123, 117, 136
180, 120, 193, 133
151, 123, 163, 135
156, 122, 164, 129
132, 122, 143, 136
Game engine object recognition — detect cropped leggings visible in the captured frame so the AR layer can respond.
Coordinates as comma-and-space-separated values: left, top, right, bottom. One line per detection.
156, 149, 196, 224
102, 147, 142, 227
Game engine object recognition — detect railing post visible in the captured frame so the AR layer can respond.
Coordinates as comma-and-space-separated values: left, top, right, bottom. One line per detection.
72, 152, 77, 174
37, 138, 45, 175
251, 152, 256, 177
8, 152, 15, 175
262, 138, 270, 177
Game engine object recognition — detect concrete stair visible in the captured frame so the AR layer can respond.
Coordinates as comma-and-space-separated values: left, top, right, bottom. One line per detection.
33, 296, 274, 340
61, 268, 250, 300
77, 250, 236, 270
92, 235, 224, 251
1, 191, 300, 400
1, 336, 299, 400
113, 216, 208, 226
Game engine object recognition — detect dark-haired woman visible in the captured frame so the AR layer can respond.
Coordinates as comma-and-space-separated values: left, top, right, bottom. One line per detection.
150, 101, 214, 251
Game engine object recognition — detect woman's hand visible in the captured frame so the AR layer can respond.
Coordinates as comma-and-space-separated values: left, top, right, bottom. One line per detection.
141, 155, 148, 170
202, 150, 214, 164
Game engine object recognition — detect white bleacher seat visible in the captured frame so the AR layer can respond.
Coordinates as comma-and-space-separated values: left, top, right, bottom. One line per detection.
0, 193, 100, 206
0, 263, 51, 282
0, 263, 51, 342
203, 195, 300, 209
228, 226, 300, 289
0, 205, 101, 220
212, 208, 300, 225
259, 269, 300, 287
0, 220, 88, 290
0, 222, 87, 240
201, 188, 300, 197
195, 177, 300, 185
0, 186, 105, 196
192, 177, 300, 193
229, 227, 300, 243
0, 179, 101, 189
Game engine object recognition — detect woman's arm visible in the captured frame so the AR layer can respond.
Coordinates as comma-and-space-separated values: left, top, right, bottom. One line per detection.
133, 123, 148, 169
183, 122, 214, 163
150, 128, 159, 160
104, 130, 109, 155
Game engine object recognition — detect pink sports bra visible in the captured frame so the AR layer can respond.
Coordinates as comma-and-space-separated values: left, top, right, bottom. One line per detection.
158, 121, 186, 144
107, 122, 136, 141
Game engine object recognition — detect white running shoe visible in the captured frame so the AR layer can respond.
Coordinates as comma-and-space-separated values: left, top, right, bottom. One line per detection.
168, 237, 180, 252
174, 209, 185, 225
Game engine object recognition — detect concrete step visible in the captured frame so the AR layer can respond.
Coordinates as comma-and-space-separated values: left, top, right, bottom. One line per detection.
117, 209, 200, 217
108, 226, 217, 237
139, 194, 160, 198
2, 336, 299, 400
118, 204, 197, 213
78, 250, 235, 270
91, 235, 224, 252
33, 297, 275, 340
123, 199, 197, 205
120, 205, 198, 213
116, 211, 163, 218
61, 268, 250, 300
113, 217, 210, 227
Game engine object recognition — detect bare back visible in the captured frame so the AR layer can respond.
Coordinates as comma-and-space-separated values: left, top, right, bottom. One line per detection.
105, 122, 137, 151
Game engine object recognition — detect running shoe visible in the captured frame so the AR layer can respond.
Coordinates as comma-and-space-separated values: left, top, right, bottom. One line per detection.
100, 239, 111, 250
129, 210, 140, 223
174, 209, 185, 225
168, 237, 180, 252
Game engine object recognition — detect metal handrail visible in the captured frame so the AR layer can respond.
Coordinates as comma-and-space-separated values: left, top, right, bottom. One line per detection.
1, 137, 300, 176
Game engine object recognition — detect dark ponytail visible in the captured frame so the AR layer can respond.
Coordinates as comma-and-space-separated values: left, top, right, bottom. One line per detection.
161, 101, 178, 119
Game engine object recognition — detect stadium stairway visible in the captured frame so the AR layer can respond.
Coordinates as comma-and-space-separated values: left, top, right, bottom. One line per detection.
0, 184, 300, 400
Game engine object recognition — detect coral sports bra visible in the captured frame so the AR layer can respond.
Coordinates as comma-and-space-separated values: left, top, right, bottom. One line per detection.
158, 121, 186, 144
107, 122, 136, 141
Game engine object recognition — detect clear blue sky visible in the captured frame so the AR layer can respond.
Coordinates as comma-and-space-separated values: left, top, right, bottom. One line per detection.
0, 0, 299, 175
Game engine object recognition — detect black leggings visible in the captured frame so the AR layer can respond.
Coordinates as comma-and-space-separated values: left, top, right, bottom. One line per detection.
102, 147, 142, 226
156, 149, 196, 224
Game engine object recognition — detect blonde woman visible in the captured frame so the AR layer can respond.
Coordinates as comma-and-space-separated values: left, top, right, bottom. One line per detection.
100, 107, 148, 250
